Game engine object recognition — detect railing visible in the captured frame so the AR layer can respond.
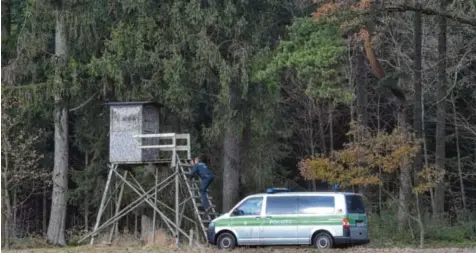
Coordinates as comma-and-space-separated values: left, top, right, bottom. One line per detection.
133, 133, 191, 164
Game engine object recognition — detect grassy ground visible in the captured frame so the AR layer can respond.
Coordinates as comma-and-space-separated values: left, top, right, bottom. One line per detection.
3, 224, 475, 253
2, 245, 476, 253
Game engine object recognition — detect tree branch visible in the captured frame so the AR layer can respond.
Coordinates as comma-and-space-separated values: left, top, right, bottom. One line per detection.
384, 5, 476, 26
69, 91, 99, 112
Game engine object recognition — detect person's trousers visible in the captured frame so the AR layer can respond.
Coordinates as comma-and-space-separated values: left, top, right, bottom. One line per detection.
200, 175, 214, 210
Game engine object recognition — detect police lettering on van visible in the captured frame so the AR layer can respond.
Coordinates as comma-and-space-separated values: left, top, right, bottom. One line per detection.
207, 188, 370, 249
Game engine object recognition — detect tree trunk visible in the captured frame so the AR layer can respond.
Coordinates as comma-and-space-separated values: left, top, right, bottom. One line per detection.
452, 96, 466, 216
222, 81, 242, 212
1, 0, 10, 64
43, 188, 48, 236
328, 101, 334, 152
222, 119, 241, 212
134, 214, 138, 238
36, 196, 41, 234
12, 189, 17, 238
397, 103, 412, 231
46, 4, 69, 245
308, 97, 317, 191
362, 30, 412, 230
1, 0, 11, 240
84, 197, 89, 232
377, 96, 382, 213
84, 153, 89, 232
433, 1, 447, 218
356, 49, 368, 128
356, 48, 368, 196
316, 103, 327, 155
47, 101, 69, 245
413, 7, 424, 218
239, 99, 252, 199
2, 168, 12, 249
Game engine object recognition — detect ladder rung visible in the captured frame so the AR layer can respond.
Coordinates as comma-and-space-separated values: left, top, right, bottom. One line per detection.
196, 203, 216, 208
199, 211, 218, 216
190, 188, 209, 192
192, 194, 213, 199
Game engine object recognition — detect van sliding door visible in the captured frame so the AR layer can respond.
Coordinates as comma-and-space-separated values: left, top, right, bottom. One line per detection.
259, 196, 298, 245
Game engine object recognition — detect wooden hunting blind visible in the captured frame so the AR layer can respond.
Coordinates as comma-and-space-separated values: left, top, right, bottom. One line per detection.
82, 101, 215, 247
106, 101, 161, 164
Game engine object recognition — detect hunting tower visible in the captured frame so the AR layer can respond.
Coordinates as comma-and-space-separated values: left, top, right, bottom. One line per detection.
79, 101, 217, 247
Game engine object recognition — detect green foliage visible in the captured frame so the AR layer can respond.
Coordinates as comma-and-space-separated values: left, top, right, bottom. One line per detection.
1, 93, 50, 189
69, 165, 102, 205
425, 225, 473, 243
255, 17, 353, 102
368, 210, 476, 248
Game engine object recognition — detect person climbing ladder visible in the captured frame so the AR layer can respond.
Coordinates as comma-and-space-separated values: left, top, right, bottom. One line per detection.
187, 154, 215, 214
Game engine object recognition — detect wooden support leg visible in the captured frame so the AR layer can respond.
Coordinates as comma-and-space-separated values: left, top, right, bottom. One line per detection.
90, 164, 115, 245
152, 166, 158, 244
78, 172, 176, 244
108, 172, 127, 244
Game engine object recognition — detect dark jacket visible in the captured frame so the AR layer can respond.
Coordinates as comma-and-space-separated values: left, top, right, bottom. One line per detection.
189, 162, 215, 180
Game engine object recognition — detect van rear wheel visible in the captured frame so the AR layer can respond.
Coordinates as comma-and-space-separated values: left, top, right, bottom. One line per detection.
313, 232, 334, 249
217, 232, 236, 249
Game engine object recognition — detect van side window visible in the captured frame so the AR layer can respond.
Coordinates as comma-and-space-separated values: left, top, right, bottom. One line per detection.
298, 196, 335, 214
265, 196, 298, 215
232, 197, 263, 216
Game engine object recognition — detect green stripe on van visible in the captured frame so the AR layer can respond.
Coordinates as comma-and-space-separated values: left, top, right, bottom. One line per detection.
215, 215, 346, 227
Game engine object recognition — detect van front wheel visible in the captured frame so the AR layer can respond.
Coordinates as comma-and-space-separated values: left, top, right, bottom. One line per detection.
313, 232, 334, 249
217, 232, 236, 250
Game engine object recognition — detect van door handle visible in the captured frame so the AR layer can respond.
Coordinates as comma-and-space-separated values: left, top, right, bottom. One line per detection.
265, 216, 272, 219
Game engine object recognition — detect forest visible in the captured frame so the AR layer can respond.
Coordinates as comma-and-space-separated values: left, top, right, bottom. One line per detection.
1, 0, 476, 250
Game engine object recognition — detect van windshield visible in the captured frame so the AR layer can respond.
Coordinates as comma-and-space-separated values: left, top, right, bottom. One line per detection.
345, 195, 365, 213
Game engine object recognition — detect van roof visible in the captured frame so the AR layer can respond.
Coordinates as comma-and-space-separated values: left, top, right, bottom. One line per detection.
247, 191, 362, 198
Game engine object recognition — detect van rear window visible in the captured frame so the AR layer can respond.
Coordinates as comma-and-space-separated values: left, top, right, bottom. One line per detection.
345, 195, 365, 213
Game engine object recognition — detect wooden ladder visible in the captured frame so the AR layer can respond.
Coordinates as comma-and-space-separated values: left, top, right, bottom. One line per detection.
177, 156, 218, 241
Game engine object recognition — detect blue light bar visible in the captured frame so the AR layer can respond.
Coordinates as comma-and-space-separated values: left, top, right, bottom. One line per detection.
266, 187, 291, 194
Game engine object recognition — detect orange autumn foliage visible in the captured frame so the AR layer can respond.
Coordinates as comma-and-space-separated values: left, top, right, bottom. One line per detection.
312, 0, 373, 20
299, 122, 420, 188
311, 0, 377, 45
413, 166, 445, 194
312, 2, 342, 19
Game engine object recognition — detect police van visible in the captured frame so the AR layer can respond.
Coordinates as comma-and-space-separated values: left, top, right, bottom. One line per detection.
207, 188, 369, 249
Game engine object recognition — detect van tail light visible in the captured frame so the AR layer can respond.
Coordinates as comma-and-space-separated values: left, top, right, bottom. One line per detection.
342, 218, 350, 229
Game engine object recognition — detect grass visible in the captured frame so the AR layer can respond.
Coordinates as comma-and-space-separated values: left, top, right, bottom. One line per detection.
4, 215, 476, 252
3, 245, 476, 253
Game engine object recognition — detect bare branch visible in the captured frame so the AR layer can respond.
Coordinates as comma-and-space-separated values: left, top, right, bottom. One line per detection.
69, 91, 100, 112
383, 5, 476, 26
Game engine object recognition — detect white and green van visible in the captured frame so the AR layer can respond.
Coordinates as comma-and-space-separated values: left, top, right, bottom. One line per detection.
207, 188, 369, 249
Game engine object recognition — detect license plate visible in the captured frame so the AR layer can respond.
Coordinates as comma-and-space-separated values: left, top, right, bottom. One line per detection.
356, 221, 364, 227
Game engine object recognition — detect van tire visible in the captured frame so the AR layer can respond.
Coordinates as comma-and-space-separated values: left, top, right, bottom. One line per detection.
217, 232, 236, 249
313, 232, 334, 249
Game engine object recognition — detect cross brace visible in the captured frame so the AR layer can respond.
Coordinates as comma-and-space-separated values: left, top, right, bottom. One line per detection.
78, 163, 200, 247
